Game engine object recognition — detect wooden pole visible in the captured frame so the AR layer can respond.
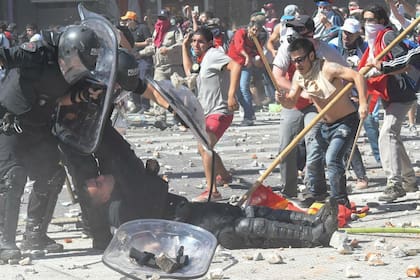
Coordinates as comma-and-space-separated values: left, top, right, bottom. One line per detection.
251, 35, 282, 92
237, 16, 420, 207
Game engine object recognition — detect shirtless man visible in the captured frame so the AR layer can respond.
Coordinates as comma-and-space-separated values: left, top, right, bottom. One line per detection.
276, 38, 368, 207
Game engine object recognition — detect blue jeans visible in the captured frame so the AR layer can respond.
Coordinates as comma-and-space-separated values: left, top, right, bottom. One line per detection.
237, 67, 255, 120
278, 106, 326, 197
317, 112, 359, 200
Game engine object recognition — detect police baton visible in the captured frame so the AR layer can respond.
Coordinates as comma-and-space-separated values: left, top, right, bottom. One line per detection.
238, 16, 420, 208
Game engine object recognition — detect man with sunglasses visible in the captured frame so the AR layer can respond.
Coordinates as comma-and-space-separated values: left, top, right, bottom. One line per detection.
272, 15, 346, 207
276, 38, 368, 208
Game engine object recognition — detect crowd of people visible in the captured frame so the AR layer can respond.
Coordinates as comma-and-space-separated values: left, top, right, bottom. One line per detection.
0, 0, 419, 264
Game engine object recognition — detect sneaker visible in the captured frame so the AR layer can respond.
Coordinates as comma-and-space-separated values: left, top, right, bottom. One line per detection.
408, 124, 418, 136
298, 193, 329, 209
192, 190, 223, 202
378, 183, 406, 202
355, 177, 369, 189
238, 119, 254, 126
402, 180, 419, 192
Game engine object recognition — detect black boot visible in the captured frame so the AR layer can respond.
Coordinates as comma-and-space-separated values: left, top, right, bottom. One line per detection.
0, 193, 22, 261
220, 198, 338, 249
20, 219, 63, 253
0, 167, 26, 261
21, 175, 64, 253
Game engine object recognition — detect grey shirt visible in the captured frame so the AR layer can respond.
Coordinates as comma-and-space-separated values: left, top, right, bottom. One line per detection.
197, 47, 231, 116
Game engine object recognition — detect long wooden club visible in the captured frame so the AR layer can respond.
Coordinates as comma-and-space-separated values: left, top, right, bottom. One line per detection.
238, 17, 420, 207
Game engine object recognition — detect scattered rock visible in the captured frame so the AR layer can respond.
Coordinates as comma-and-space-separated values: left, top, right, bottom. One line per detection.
251, 154, 257, 159
365, 252, 385, 266
337, 244, 353, 255
149, 273, 160, 280
329, 231, 348, 249
349, 239, 360, 248
391, 246, 407, 258
267, 253, 283, 264
406, 265, 420, 278
178, 191, 187, 196
208, 268, 224, 279
253, 252, 264, 261
181, 175, 189, 179
18, 257, 32, 266
345, 265, 360, 278
0, 259, 5, 265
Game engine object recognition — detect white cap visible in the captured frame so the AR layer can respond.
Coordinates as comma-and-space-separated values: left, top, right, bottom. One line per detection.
341, 18, 361, 34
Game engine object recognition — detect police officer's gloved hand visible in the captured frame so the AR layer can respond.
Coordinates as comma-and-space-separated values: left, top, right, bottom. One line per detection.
167, 105, 189, 128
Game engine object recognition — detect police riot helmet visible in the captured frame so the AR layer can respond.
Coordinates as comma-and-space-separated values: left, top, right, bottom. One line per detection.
117, 48, 139, 91
58, 25, 100, 84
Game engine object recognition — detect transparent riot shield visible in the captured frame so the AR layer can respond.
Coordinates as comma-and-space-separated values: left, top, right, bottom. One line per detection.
147, 79, 211, 150
53, 3, 118, 154
102, 219, 218, 279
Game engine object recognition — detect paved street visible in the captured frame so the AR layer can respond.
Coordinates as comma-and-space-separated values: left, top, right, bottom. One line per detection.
1, 109, 420, 280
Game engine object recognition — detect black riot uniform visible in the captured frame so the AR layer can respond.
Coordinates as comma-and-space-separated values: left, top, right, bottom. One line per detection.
0, 26, 100, 261
56, 48, 167, 250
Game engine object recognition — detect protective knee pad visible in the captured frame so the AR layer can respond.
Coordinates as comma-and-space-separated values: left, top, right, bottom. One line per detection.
2, 166, 26, 198
235, 217, 313, 248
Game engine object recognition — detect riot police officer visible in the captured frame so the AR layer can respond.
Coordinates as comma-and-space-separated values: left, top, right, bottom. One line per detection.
0, 24, 101, 261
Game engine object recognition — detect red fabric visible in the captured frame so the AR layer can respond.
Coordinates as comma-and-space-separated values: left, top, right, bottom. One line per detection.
4, 31, 12, 41
213, 35, 224, 50
153, 19, 171, 48
227, 28, 260, 66
249, 185, 371, 227
205, 114, 233, 140
358, 28, 393, 112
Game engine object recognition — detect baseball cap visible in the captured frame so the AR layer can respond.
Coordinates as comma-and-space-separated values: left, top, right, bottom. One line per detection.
341, 18, 361, 34
158, 9, 170, 19
316, 1, 332, 7
121, 11, 137, 21
286, 15, 315, 32
282, 5, 299, 21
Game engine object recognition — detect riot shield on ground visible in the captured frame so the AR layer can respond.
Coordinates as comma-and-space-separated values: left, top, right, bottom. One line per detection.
102, 219, 217, 279
53, 4, 118, 154
147, 79, 211, 150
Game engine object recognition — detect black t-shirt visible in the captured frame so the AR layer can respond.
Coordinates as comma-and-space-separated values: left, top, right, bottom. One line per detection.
131, 23, 152, 51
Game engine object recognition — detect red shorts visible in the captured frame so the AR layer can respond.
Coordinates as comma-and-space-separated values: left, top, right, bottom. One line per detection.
205, 114, 233, 140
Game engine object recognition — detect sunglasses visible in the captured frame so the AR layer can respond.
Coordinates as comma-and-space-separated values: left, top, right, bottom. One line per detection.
291, 53, 309, 64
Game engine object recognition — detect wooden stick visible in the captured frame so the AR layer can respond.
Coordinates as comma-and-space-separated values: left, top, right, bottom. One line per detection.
237, 16, 420, 207
345, 118, 364, 172
251, 35, 282, 92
